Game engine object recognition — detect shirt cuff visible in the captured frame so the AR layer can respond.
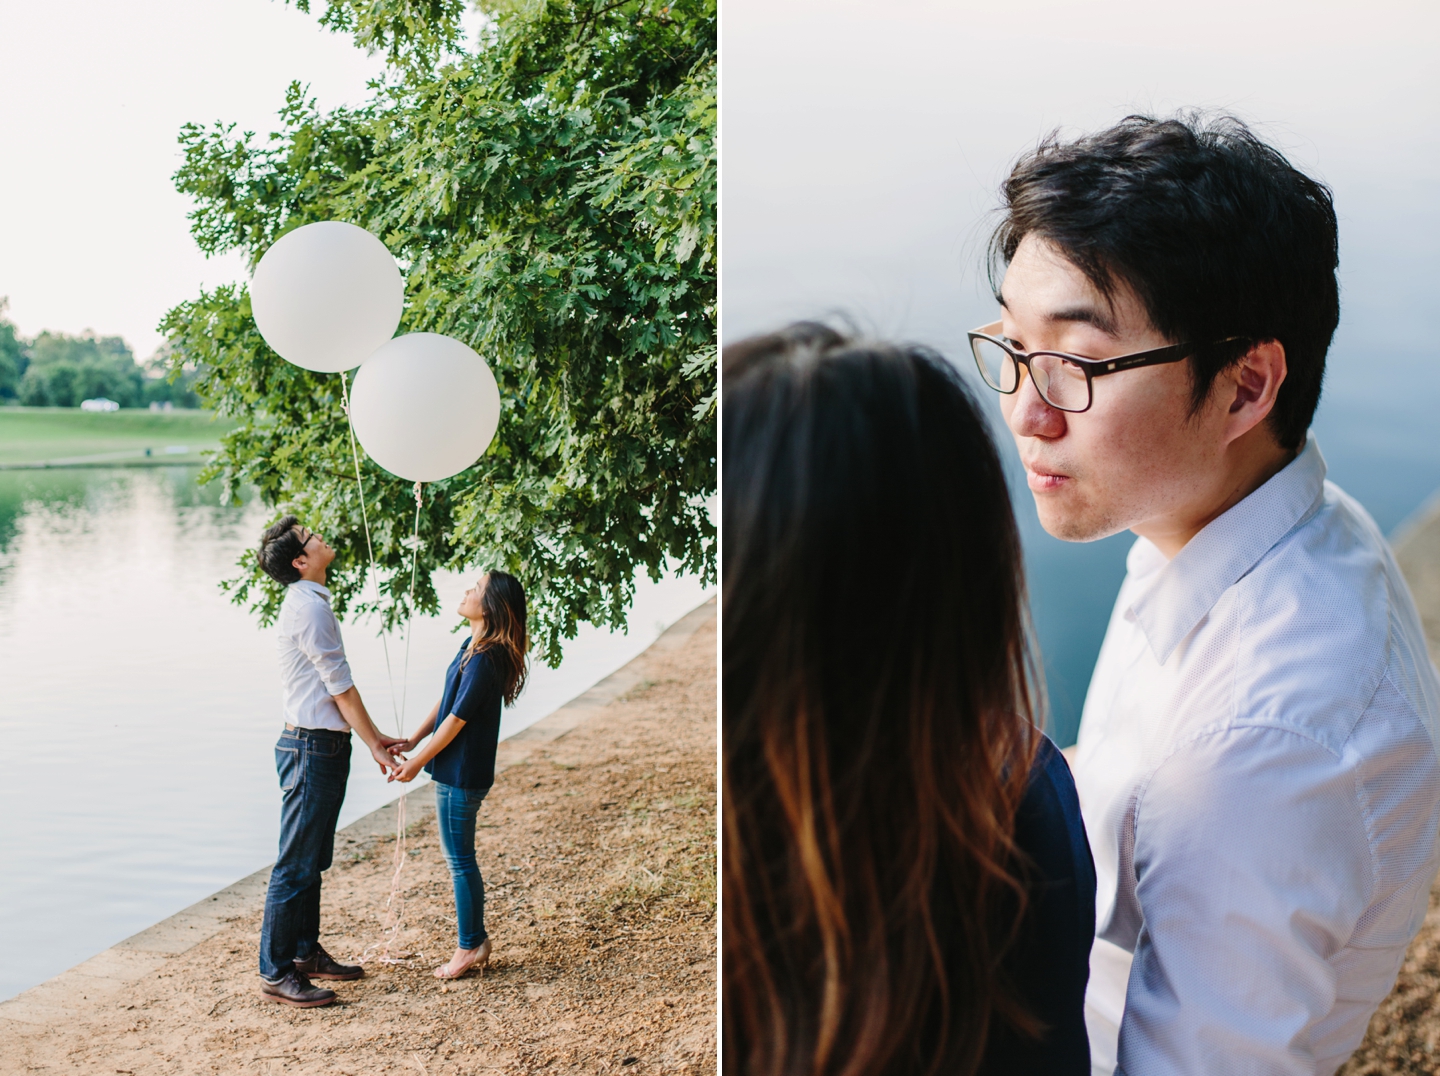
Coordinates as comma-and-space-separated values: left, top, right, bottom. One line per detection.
323, 669, 355, 696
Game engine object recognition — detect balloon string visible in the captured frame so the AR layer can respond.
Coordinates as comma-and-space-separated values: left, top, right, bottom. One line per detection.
339, 370, 401, 732
401, 481, 423, 726
372, 480, 424, 965
343, 383, 426, 966
377, 789, 408, 962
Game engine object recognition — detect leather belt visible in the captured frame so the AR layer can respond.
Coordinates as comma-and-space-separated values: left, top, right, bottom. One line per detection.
283, 723, 350, 736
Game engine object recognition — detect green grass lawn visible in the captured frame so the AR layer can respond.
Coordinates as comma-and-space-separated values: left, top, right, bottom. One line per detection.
0, 407, 237, 467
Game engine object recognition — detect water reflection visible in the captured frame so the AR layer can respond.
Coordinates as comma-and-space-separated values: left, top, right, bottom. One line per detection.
0, 466, 710, 1000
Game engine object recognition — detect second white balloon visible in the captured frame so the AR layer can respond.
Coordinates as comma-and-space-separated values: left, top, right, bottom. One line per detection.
349, 333, 502, 483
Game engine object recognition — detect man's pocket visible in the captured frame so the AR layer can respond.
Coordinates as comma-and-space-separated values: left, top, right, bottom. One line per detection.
276, 743, 302, 794
307, 735, 345, 760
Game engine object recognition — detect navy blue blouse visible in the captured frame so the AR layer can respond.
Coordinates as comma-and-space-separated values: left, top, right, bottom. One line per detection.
978, 734, 1096, 1074
424, 641, 504, 790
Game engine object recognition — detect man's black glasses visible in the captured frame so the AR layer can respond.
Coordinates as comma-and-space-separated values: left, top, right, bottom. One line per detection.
968, 321, 1242, 413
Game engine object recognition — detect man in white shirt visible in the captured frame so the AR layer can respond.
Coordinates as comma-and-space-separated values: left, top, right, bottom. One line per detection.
969, 113, 1440, 1074
255, 514, 408, 1007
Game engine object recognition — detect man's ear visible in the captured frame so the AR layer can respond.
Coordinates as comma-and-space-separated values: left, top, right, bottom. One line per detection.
291, 553, 309, 575
1222, 340, 1287, 443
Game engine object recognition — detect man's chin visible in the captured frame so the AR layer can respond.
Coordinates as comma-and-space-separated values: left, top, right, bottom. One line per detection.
1035, 498, 1124, 544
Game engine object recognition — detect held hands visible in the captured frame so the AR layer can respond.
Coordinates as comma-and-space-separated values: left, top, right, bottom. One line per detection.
378, 733, 409, 756
388, 755, 426, 784
370, 734, 409, 776
382, 706, 442, 782
369, 740, 405, 775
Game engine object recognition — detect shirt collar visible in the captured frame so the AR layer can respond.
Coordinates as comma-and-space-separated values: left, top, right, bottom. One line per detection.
290, 579, 334, 603
1127, 435, 1328, 665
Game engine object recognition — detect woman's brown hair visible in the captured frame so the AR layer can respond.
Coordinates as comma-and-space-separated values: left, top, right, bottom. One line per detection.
462, 571, 528, 706
723, 324, 1042, 1076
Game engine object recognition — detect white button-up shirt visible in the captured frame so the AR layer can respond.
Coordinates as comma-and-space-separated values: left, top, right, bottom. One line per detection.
1074, 437, 1440, 1076
277, 580, 355, 732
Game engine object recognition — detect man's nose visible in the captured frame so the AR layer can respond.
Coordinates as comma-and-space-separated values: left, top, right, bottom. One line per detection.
1005, 370, 1068, 440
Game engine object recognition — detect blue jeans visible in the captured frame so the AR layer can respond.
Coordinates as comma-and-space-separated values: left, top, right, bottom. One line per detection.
434, 781, 491, 949
259, 727, 351, 980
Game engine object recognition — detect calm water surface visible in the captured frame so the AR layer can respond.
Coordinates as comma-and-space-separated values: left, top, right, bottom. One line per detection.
0, 466, 711, 1000
722, 0, 1440, 743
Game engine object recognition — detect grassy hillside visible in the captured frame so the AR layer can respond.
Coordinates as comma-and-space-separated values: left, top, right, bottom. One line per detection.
0, 408, 236, 467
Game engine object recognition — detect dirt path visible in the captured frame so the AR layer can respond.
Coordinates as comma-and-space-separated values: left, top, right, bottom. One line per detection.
0, 611, 716, 1075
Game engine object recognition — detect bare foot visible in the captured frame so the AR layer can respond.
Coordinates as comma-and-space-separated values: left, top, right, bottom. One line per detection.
434, 937, 492, 980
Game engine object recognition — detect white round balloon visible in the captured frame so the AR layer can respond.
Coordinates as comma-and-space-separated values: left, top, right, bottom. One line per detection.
349, 333, 501, 482
250, 221, 404, 372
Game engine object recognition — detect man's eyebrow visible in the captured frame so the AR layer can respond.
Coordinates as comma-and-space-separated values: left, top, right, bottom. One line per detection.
993, 290, 1119, 337
1049, 305, 1120, 336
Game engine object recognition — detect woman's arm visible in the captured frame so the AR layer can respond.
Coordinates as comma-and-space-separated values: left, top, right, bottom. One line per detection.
398, 700, 443, 753
390, 713, 466, 783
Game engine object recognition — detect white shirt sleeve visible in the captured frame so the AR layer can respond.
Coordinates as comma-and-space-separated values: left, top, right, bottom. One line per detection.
1118, 724, 1374, 1076
292, 595, 355, 697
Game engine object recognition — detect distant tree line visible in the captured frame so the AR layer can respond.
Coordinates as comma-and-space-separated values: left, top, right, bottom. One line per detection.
0, 300, 201, 408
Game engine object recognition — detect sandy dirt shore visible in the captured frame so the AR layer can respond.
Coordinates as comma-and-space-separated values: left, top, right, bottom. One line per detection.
0, 611, 716, 1075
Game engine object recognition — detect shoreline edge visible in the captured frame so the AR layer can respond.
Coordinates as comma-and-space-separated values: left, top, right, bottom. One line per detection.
0, 595, 717, 1030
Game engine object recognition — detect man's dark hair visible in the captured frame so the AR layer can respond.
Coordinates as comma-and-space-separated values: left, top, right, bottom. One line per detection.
258, 514, 307, 586
989, 112, 1339, 450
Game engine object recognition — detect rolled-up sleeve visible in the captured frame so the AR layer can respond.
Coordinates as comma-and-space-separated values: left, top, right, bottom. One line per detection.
1119, 724, 1374, 1076
293, 597, 355, 696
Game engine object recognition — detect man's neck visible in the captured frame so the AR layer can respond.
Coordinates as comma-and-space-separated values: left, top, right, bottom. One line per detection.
1135, 434, 1298, 559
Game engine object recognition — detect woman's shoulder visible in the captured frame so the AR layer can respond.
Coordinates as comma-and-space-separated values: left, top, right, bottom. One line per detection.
1025, 735, 1080, 814
1015, 733, 1095, 925
460, 644, 507, 685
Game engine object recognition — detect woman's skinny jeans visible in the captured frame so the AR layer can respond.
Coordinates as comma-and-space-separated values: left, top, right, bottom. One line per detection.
434, 780, 491, 949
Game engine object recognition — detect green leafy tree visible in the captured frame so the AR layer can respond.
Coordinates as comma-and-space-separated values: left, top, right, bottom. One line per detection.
18, 330, 145, 407
160, 0, 716, 661
0, 299, 26, 400
143, 344, 204, 408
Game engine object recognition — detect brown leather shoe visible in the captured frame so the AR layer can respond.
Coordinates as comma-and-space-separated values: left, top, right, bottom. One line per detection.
259, 969, 336, 1008
294, 944, 364, 981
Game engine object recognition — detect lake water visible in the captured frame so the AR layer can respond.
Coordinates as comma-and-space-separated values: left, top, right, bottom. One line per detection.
721, 0, 1440, 744
0, 465, 711, 1001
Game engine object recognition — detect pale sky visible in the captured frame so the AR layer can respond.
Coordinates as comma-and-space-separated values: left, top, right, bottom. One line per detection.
0, 1, 393, 359
722, 0, 1440, 348
719, 0, 1439, 469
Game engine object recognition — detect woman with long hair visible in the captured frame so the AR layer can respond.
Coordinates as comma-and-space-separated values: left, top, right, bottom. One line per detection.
391, 571, 529, 979
723, 324, 1094, 1075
